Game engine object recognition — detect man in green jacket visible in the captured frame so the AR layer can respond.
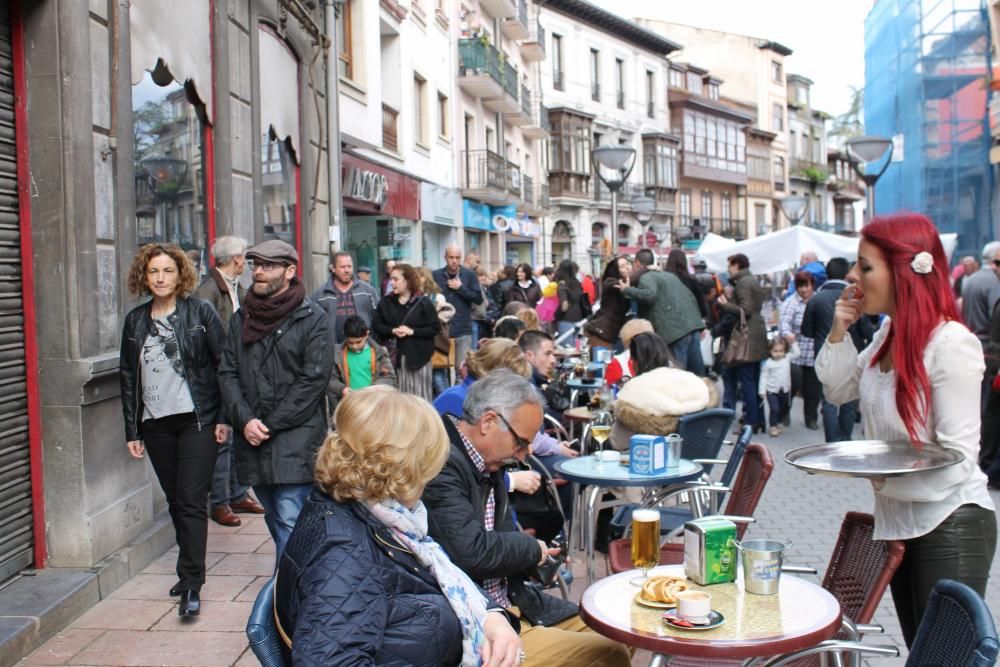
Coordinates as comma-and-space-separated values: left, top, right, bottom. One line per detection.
621, 249, 706, 375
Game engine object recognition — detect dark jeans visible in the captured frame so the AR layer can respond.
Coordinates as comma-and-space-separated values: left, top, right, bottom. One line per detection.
765, 391, 789, 428
821, 399, 858, 443
799, 365, 822, 425
142, 412, 216, 592
670, 330, 706, 377
723, 361, 763, 427
209, 433, 249, 508
981, 388, 1000, 474
890, 504, 997, 648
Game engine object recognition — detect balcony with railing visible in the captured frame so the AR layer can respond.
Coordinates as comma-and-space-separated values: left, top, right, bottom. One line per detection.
523, 103, 550, 140
480, 0, 515, 19
506, 161, 523, 199
591, 82, 600, 102
616, 89, 625, 109
461, 149, 514, 206
505, 83, 533, 126
457, 38, 504, 99
701, 217, 747, 240
593, 180, 648, 205
484, 57, 520, 113
382, 104, 398, 152
521, 21, 546, 62
517, 174, 534, 214
522, 181, 551, 216
502, 0, 529, 40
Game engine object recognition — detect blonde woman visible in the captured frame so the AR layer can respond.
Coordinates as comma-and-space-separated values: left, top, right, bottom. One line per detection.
275, 387, 523, 665
432, 338, 532, 417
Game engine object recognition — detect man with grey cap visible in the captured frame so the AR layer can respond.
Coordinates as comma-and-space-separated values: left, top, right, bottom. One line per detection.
194, 236, 265, 527
218, 239, 335, 561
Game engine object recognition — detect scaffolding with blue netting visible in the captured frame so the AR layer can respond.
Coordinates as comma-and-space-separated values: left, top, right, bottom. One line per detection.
864, 0, 995, 257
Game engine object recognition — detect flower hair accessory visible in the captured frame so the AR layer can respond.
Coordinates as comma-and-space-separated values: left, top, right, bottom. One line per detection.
911, 251, 934, 275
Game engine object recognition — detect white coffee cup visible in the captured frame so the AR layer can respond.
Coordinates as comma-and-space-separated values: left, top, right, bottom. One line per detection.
596, 450, 620, 463
675, 589, 712, 624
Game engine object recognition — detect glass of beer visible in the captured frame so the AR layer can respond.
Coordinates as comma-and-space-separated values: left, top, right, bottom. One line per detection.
630, 509, 661, 585
590, 411, 612, 456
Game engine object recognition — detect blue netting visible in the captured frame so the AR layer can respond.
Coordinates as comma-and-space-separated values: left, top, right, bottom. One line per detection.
864, 0, 994, 257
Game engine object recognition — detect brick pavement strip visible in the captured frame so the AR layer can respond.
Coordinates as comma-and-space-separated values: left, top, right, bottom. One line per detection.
18, 407, 1000, 666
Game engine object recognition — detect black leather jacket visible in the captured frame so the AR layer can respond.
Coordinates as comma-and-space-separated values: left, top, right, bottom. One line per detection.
119, 297, 226, 441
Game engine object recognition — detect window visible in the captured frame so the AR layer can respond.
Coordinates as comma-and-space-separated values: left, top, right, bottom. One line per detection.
643, 140, 677, 189
686, 72, 703, 96
813, 136, 822, 163
771, 60, 782, 82
414, 74, 428, 146
774, 156, 785, 183
669, 67, 684, 89
337, 0, 353, 78
646, 70, 655, 118
615, 58, 625, 109
617, 223, 629, 247
437, 92, 449, 139
772, 103, 784, 131
707, 83, 719, 100
701, 190, 713, 220
681, 109, 746, 174
788, 130, 796, 160
720, 192, 731, 223
755, 203, 768, 234
679, 190, 691, 226
552, 34, 564, 90
590, 49, 600, 101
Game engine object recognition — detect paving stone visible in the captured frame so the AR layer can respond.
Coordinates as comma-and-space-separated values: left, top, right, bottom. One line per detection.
150, 600, 254, 633
144, 551, 226, 575
72, 599, 174, 631
69, 629, 247, 666
234, 576, 269, 602
107, 574, 178, 601
201, 533, 270, 554
235, 518, 270, 536
208, 553, 276, 578
199, 575, 257, 603
19, 628, 105, 665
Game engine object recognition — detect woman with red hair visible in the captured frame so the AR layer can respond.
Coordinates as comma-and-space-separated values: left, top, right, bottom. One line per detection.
816, 214, 996, 648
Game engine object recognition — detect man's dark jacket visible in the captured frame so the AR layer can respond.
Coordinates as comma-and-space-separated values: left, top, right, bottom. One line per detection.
218, 297, 335, 486
801, 279, 875, 353
275, 489, 470, 666
432, 266, 483, 338
120, 297, 226, 441
193, 267, 246, 328
310, 276, 380, 343
422, 416, 578, 626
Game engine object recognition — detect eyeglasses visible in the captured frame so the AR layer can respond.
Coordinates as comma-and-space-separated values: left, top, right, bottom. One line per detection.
993, 260, 1000, 267
248, 260, 288, 272
493, 410, 533, 452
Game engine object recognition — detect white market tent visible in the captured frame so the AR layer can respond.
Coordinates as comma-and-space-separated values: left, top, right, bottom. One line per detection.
695, 226, 958, 274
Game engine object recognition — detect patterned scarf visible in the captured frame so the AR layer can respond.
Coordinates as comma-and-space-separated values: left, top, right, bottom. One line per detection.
367, 499, 487, 666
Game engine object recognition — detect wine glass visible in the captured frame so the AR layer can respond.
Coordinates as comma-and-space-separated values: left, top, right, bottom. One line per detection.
590, 410, 613, 456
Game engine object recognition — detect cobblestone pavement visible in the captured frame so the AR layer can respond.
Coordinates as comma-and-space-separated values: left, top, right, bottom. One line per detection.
18, 400, 1000, 665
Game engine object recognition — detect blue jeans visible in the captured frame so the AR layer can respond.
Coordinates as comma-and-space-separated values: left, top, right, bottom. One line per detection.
252, 483, 313, 565
209, 434, 250, 508
723, 362, 763, 427
670, 331, 706, 377
766, 391, 790, 428
471, 320, 483, 350
821, 399, 858, 443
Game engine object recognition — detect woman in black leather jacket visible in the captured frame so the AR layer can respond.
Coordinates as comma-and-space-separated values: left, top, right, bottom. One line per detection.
119, 244, 226, 617
276, 387, 522, 666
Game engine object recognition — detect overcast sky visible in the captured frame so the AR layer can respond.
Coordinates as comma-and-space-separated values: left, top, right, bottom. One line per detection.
589, 0, 871, 119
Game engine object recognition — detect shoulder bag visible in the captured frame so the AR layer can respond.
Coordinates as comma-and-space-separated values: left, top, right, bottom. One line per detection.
721, 308, 752, 366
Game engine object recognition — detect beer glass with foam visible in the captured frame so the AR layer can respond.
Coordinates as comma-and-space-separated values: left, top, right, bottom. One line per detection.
630, 508, 661, 585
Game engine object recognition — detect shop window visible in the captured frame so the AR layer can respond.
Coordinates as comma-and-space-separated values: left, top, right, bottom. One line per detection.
259, 26, 302, 250
132, 68, 209, 272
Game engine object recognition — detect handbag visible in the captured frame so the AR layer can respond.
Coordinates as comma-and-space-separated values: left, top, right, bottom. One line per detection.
721, 308, 752, 366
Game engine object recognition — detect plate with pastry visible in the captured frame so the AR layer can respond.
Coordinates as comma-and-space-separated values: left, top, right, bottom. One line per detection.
633, 575, 689, 609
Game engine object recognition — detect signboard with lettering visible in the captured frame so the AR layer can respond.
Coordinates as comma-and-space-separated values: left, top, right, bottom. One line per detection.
343, 167, 389, 207
341, 154, 420, 219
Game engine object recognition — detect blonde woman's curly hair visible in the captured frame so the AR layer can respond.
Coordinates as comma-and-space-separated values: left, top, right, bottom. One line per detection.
126, 243, 198, 298
465, 337, 531, 379
515, 308, 541, 331
315, 386, 450, 503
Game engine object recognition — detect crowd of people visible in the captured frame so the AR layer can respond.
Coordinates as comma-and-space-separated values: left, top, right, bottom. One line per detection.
119, 214, 998, 662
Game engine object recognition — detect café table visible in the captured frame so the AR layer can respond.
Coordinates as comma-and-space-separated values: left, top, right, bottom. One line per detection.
566, 376, 601, 408
580, 564, 842, 665
563, 405, 592, 442
553, 457, 703, 586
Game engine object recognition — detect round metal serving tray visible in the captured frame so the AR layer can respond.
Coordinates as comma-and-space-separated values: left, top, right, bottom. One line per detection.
785, 440, 964, 479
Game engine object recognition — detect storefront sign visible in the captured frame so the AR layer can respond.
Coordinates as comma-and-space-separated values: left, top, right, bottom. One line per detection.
342, 154, 420, 220
490, 204, 517, 233
463, 199, 493, 231
421, 183, 461, 226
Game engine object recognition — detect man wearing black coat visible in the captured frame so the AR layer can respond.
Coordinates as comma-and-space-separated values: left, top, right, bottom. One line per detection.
434, 245, 483, 379
218, 239, 336, 563
423, 371, 630, 666
801, 257, 875, 443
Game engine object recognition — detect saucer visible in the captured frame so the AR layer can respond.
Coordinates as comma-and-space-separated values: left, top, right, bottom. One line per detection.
632, 593, 676, 609
662, 610, 725, 631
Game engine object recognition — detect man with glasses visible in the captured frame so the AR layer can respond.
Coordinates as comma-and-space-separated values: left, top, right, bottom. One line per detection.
423, 370, 630, 667
218, 239, 335, 563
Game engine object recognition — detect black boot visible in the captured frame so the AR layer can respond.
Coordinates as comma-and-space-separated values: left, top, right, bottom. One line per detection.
169, 583, 182, 597
178, 590, 201, 617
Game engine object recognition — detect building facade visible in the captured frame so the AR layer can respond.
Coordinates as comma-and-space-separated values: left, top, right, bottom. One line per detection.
539, 0, 679, 275
785, 74, 830, 229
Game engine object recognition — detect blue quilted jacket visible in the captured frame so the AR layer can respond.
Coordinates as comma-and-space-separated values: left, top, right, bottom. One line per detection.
275, 489, 465, 666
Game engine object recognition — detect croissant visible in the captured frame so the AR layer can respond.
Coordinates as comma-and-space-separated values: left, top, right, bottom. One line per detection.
640, 575, 689, 603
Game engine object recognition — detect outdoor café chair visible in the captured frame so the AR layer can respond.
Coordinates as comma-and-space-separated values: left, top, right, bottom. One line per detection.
606, 440, 772, 574
246, 576, 289, 667
759, 579, 998, 667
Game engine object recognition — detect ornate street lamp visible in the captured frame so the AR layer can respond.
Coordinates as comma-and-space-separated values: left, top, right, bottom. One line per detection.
779, 195, 809, 226
592, 144, 637, 249
845, 135, 893, 223
632, 195, 655, 248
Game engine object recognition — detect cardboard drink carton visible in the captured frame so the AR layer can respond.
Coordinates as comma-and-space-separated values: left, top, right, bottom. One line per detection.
628, 434, 666, 475
684, 517, 737, 585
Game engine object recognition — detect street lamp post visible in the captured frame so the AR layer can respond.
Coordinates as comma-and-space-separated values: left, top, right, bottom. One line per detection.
632, 195, 655, 249
779, 195, 810, 227
592, 144, 637, 250
845, 135, 893, 224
